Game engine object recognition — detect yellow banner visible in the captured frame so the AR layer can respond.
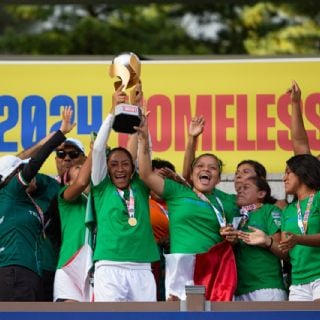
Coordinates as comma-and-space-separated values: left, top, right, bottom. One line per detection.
0, 58, 319, 175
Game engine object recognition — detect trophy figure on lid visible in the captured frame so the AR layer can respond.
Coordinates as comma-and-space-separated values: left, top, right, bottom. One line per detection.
109, 52, 142, 134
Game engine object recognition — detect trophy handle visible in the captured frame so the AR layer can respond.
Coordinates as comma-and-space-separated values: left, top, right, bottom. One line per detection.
109, 63, 131, 89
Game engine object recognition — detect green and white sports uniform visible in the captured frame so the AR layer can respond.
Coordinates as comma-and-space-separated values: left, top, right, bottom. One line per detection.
91, 113, 159, 302
281, 192, 320, 300
92, 173, 159, 263
161, 178, 238, 300
162, 179, 238, 254
235, 204, 286, 301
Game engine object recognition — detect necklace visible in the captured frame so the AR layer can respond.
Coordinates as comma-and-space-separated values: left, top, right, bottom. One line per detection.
118, 187, 137, 227
193, 188, 226, 227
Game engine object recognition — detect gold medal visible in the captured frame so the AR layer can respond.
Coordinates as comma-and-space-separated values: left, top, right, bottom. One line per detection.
128, 217, 137, 226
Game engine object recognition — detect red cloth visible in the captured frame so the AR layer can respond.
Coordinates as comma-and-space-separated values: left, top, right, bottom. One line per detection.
194, 240, 237, 301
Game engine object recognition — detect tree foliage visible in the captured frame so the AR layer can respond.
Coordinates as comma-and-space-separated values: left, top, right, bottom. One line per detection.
0, 1, 319, 55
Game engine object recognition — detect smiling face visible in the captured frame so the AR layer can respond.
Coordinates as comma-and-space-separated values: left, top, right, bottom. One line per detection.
190, 155, 221, 194
107, 149, 134, 190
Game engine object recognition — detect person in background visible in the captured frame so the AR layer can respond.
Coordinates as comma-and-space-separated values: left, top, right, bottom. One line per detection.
149, 158, 175, 301
231, 176, 287, 301
54, 145, 93, 302
238, 154, 320, 301
91, 84, 159, 302
40, 137, 87, 301
0, 107, 75, 301
234, 160, 287, 210
55, 138, 87, 181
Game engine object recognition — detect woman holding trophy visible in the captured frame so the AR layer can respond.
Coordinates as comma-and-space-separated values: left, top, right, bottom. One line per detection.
91, 53, 159, 302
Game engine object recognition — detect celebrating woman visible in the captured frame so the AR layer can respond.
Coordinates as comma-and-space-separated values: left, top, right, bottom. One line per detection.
239, 154, 320, 301
91, 84, 159, 302
234, 176, 287, 301
136, 113, 238, 301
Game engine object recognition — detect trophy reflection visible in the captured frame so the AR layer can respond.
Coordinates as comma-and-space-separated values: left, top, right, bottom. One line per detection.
109, 52, 142, 134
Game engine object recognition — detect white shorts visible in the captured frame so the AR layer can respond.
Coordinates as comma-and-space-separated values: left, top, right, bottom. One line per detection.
94, 261, 156, 302
235, 288, 288, 301
53, 268, 92, 302
289, 279, 320, 301
164, 253, 196, 301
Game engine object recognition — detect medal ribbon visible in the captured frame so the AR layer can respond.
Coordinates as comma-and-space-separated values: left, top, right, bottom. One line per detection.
239, 203, 261, 229
193, 188, 226, 227
118, 187, 135, 220
296, 194, 314, 235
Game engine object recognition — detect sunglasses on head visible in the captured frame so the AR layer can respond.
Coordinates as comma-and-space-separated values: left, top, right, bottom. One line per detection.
56, 150, 82, 159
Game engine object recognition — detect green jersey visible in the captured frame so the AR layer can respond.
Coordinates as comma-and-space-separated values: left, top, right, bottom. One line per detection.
235, 203, 284, 295
0, 173, 59, 275
162, 179, 239, 254
57, 186, 87, 268
92, 173, 159, 263
281, 191, 320, 285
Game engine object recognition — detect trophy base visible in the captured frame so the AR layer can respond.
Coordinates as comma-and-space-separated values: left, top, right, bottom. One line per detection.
113, 103, 142, 134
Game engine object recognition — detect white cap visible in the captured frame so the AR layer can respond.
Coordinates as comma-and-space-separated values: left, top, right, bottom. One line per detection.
64, 138, 85, 154
0, 155, 23, 185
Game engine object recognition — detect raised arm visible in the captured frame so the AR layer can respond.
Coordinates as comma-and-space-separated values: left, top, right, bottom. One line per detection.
182, 116, 205, 184
17, 132, 56, 160
127, 81, 143, 163
91, 85, 128, 186
136, 114, 164, 197
62, 148, 92, 202
91, 114, 114, 186
21, 107, 75, 183
288, 80, 311, 155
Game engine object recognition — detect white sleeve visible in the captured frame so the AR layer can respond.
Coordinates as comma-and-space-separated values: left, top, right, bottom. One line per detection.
91, 113, 114, 186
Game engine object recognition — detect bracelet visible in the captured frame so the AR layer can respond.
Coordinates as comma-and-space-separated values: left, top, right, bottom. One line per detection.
266, 237, 273, 250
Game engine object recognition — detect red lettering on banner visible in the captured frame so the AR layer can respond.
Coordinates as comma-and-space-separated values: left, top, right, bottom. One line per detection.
195, 95, 213, 151
118, 132, 128, 148
117, 92, 320, 154
236, 95, 255, 150
305, 93, 320, 149
175, 95, 192, 151
148, 94, 172, 151
215, 95, 234, 150
256, 94, 276, 150
277, 93, 291, 151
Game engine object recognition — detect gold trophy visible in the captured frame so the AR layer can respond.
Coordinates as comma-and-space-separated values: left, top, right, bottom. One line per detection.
109, 52, 142, 134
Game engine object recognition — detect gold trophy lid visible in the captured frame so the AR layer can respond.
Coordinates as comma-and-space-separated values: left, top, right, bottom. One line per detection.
109, 52, 141, 89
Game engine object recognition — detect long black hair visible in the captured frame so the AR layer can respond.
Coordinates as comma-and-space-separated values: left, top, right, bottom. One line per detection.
286, 154, 320, 191
236, 159, 267, 179
247, 176, 277, 204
